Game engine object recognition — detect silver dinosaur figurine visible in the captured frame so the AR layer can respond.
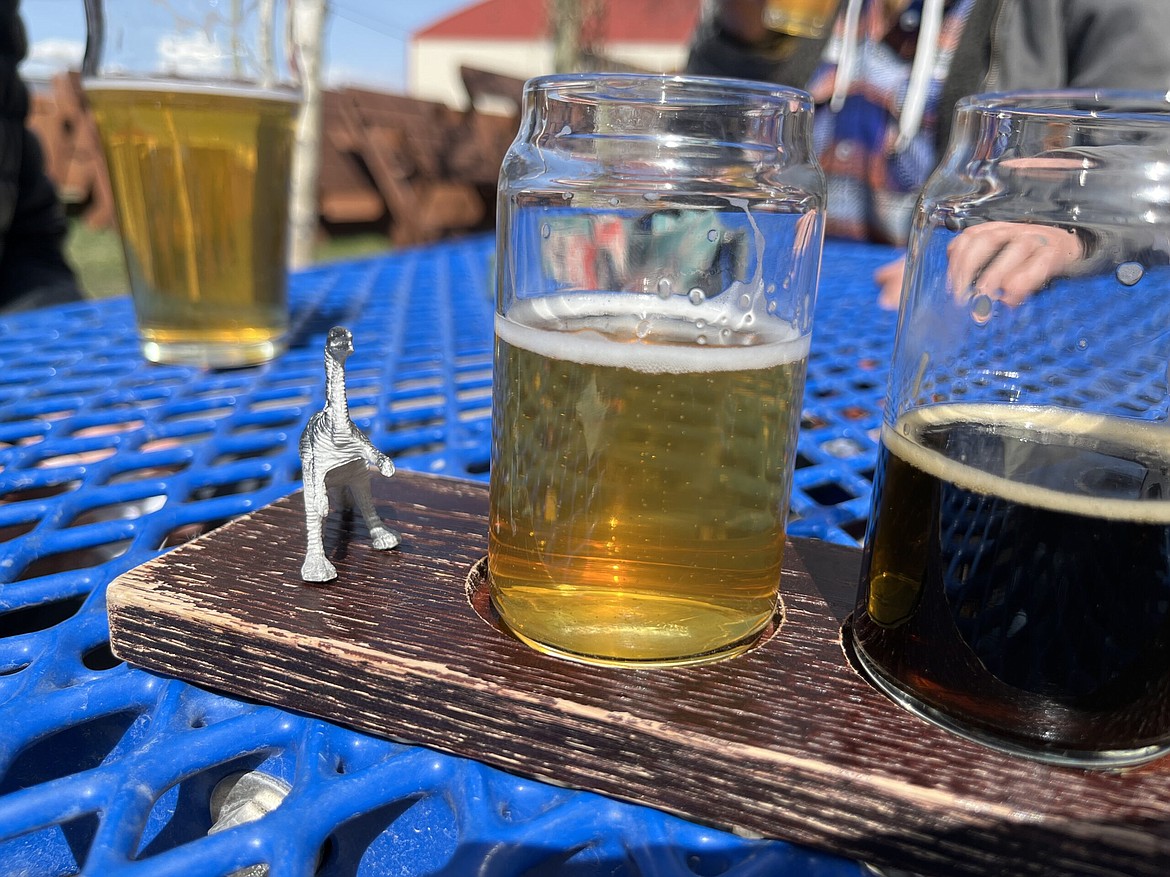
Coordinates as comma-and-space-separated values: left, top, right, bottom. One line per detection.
300, 326, 400, 582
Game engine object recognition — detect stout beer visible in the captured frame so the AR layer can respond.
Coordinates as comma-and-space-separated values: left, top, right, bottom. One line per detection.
854, 402, 1170, 759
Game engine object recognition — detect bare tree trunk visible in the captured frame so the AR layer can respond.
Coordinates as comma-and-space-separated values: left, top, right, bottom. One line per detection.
549, 0, 606, 72
257, 0, 276, 89
288, 0, 328, 270
549, 0, 583, 73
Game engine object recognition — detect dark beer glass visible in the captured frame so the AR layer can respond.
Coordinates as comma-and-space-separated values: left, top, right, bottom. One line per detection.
852, 91, 1170, 767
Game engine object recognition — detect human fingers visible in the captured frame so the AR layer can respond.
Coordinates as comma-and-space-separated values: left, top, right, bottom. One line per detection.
948, 222, 1082, 304
997, 231, 1084, 305
792, 209, 818, 256
874, 256, 906, 310
970, 233, 1053, 301
975, 227, 1082, 305
947, 222, 1018, 299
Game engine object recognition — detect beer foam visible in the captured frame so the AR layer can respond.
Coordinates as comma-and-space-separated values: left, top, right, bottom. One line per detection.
886, 402, 1170, 524
497, 295, 809, 374
83, 77, 298, 103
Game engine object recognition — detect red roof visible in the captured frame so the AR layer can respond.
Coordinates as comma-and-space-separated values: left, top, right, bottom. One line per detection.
416, 0, 701, 43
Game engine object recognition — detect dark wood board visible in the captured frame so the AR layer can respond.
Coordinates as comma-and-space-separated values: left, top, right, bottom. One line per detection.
106, 470, 1170, 876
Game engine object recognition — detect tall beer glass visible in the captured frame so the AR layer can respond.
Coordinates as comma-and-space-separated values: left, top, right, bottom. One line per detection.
853, 91, 1170, 767
490, 74, 825, 667
763, 0, 842, 39
82, 0, 299, 368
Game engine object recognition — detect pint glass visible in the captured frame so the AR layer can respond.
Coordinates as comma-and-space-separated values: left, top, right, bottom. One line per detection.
489, 74, 825, 667
762, 0, 842, 39
852, 91, 1170, 766
83, 0, 299, 367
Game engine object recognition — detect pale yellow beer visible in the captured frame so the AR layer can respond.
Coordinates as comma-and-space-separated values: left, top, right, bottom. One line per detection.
87, 82, 297, 367
488, 295, 809, 666
762, 0, 841, 38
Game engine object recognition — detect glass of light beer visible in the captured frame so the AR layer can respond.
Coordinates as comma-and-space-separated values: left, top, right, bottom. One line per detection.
762, 0, 842, 39
489, 74, 825, 667
82, 0, 298, 367
852, 91, 1170, 767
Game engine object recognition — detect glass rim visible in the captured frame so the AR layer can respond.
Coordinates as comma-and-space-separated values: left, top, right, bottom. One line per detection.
957, 88, 1170, 119
80, 74, 301, 100
522, 72, 814, 111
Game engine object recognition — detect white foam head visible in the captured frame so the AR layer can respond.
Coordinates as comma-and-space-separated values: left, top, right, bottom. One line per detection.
886, 403, 1170, 524
497, 294, 809, 374
83, 77, 298, 103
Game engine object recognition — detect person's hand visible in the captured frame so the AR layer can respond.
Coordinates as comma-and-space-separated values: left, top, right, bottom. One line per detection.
947, 221, 1085, 306
875, 255, 907, 310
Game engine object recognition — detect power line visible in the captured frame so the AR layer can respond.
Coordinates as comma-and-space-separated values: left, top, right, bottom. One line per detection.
329, 2, 415, 41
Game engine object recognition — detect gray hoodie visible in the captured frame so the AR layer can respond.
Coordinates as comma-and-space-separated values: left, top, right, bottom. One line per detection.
686, 0, 1170, 152
0, 0, 81, 312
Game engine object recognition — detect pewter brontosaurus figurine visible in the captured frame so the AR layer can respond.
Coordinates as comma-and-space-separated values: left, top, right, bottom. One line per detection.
300, 327, 399, 581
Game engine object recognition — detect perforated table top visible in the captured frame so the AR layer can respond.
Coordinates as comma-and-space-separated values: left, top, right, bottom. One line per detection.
0, 234, 897, 876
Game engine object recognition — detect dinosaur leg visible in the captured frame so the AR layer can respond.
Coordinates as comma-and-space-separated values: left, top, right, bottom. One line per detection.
301, 480, 337, 581
349, 476, 400, 551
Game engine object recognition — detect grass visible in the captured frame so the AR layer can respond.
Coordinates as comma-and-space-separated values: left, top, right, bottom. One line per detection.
66, 220, 129, 299
65, 219, 394, 300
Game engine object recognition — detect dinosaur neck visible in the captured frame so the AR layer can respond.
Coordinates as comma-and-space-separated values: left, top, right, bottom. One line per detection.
325, 355, 349, 421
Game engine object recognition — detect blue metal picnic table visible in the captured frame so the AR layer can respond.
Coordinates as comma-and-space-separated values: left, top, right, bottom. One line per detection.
0, 233, 898, 876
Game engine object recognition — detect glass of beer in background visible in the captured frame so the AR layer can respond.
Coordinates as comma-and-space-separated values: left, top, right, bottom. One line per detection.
762, 0, 842, 39
852, 91, 1170, 767
490, 74, 825, 667
82, 0, 299, 367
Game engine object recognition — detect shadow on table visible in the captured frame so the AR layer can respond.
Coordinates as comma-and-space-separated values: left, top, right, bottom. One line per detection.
792, 536, 862, 626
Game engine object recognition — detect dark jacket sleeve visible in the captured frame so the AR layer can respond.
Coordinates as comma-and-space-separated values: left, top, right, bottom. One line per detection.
0, 0, 82, 313
684, 5, 833, 89
0, 126, 81, 312
991, 0, 1170, 93
939, 0, 1170, 183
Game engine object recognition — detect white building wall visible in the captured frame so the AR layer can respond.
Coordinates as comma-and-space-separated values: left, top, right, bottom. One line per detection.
409, 39, 691, 109
604, 42, 690, 75
410, 39, 552, 108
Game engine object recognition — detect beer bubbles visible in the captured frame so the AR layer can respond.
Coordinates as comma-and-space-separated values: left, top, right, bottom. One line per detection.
1117, 261, 1145, 287
492, 73, 824, 666
969, 293, 994, 325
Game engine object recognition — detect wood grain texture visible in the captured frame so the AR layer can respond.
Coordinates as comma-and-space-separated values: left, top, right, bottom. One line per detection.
106, 470, 1170, 876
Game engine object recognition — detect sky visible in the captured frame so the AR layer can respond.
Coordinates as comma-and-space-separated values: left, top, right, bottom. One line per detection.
19, 0, 476, 92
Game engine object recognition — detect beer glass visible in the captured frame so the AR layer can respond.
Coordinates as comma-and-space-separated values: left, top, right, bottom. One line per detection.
489, 73, 825, 667
763, 0, 841, 39
852, 91, 1170, 767
82, 0, 299, 367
